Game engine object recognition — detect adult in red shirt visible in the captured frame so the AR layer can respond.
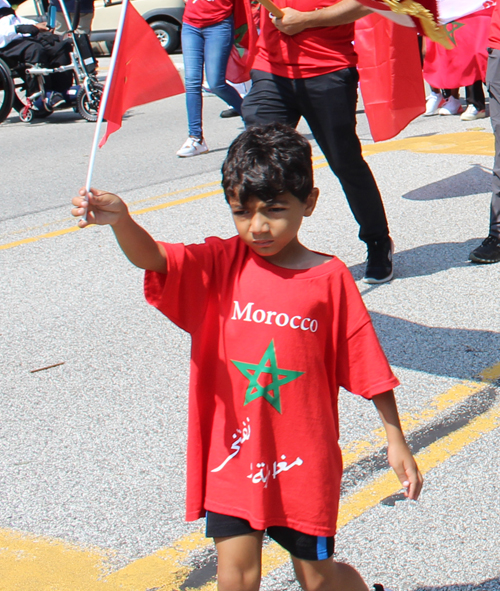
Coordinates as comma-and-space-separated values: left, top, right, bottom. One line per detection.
470, 1, 500, 263
241, 0, 393, 284
176, 0, 243, 158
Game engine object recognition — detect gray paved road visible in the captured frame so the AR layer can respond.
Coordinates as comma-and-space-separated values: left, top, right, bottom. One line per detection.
1, 64, 499, 591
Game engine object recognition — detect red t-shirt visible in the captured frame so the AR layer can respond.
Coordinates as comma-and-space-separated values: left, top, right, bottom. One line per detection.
252, 0, 357, 79
490, 2, 500, 49
183, 0, 234, 28
145, 237, 399, 536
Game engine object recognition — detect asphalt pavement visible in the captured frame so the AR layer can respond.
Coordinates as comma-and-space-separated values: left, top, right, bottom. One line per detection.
0, 60, 499, 591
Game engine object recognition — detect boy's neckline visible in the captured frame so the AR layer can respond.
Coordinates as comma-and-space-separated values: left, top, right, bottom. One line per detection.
248, 247, 338, 279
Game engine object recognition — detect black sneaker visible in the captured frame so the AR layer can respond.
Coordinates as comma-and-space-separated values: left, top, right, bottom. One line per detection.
47, 91, 66, 110
469, 235, 500, 263
364, 237, 394, 284
220, 108, 240, 118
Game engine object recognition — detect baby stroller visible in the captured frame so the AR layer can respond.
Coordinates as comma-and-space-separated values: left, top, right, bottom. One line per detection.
0, 0, 102, 123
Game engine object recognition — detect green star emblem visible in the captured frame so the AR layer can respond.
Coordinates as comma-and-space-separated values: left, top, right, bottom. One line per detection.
446, 21, 465, 46
231, 340, 304, 413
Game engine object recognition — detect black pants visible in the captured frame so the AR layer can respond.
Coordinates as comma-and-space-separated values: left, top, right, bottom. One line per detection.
242, 68, 389, 244
1, 34, 72, 95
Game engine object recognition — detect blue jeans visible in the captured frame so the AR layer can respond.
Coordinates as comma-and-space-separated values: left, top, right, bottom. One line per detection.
181, 17, 243, 139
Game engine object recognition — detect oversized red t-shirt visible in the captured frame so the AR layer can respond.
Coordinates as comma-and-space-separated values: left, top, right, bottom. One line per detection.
490, 2, 500, 49
183, 0, 234, 28
252, 0, 357, 78
145, 236, 399, 536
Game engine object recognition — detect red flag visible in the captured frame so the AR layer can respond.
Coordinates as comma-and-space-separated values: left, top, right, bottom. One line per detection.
99, 2, 184, 147
356, 13, 426, 142
423, 6, 494, 89
226, 0, 259, 84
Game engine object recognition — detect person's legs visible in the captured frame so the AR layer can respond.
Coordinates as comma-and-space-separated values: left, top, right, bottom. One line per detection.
470, 49, 500, 262
242, 70, 301, 128
0, 38, 49, 95
292, 556, 369, 591
203, 17, 243, 114
296, 68, 389, 245
465, 80, 486, 110
215, 532, 264, 591
462, 80, 486, 120
181, 22, 205, 139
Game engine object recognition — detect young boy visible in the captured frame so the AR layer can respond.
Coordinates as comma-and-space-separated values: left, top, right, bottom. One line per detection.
72, 123, 423, 591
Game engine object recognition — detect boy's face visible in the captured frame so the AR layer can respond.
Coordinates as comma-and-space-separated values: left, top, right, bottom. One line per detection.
228, 190, 319, 265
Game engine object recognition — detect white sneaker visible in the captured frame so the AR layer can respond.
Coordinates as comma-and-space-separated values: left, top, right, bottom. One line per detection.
424, 91, 443, 116
460, 104, 486, 121
176, 137, 209, 158
438, 96, 463, 116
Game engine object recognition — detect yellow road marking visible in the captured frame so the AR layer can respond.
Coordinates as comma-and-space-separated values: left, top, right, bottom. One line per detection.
1, 131, 493, 251
2, 361, 499, 589
361, 131, 494, 157
0, 182, 221, 241
0, 190, 222, 251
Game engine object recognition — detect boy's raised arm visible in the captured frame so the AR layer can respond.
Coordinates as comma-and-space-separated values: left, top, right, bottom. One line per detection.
372, 390, 423, 501
72, 188, 168, 274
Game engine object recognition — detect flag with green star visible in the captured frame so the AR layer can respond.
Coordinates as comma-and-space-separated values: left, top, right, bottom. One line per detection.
231, 340, 304, 413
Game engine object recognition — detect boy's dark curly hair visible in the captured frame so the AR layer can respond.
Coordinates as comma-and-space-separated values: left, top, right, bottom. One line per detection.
221, 123, 314, 205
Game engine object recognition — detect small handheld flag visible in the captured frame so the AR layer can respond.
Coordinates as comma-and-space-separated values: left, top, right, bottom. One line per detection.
84, 0, 184, 201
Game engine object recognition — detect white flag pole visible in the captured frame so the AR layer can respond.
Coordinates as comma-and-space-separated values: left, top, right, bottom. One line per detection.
83, 0, 130, 217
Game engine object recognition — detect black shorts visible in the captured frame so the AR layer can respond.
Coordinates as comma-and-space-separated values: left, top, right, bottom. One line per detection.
206, 511, 334, 561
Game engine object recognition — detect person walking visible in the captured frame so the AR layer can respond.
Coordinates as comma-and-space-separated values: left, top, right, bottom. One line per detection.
241, 0, 394, 284
176, 0, 244, 158
470, 1, 500, 264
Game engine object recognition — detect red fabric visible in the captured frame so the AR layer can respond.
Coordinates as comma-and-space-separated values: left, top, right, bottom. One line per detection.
183, 0, 235, 28
356, 14, 425, 142
144, 236, 399, 535
423, 7, 493, 89
490, 2, 500, 49
252, 0, 357, 79
99, 2, 184, 147
225, 0, 258, 84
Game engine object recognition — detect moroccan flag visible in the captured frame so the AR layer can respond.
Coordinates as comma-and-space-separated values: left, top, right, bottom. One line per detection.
98, 0, 184, 147
356, 13, 425, 142
226, 0, 259, 84
423, 5, 494, 89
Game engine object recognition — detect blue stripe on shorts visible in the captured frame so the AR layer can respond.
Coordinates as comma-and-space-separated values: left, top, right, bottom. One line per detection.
316, 536, 329, 560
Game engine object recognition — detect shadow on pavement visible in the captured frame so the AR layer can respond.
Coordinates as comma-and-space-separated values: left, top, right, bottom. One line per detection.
403, 164, 492, 201
346, 239, 500, 379
371, 310, 500, 379
349, 238, 482, 281
413, 577, 500, 590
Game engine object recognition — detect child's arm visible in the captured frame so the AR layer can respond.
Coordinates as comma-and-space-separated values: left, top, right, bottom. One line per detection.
372, 390, 423, 500
72, 188, 167, 273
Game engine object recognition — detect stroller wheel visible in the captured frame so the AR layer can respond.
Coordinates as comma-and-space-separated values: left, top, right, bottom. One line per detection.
76, 82, 103, 122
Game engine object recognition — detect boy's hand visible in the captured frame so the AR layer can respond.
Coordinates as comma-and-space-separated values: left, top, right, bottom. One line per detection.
372, 390, 423, 501
387, 439, 423, 501
72, 188, 128, 228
